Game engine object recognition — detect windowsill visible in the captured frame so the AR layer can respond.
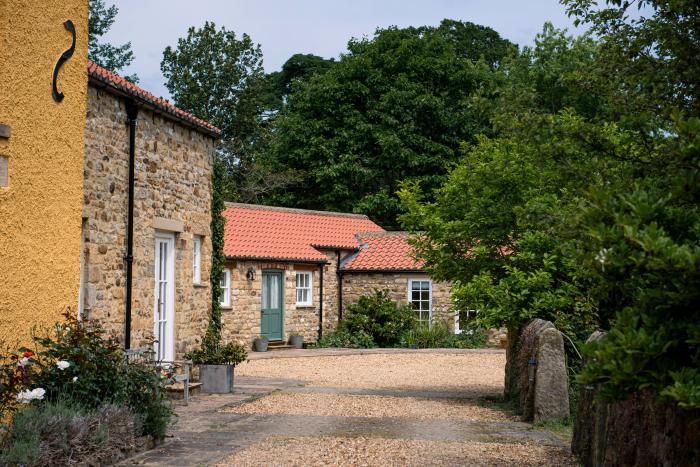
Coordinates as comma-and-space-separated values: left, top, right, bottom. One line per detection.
221, 306, 233, 311
296, 304, 314, 309
193, 282, 208, 288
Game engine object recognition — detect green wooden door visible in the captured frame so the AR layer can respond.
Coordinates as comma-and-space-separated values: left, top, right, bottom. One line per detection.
261, 271, 283, 340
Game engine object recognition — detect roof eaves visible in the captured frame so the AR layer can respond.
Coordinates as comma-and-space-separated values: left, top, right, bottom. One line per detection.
225, 255, 327, 264
87, 64, 221, 138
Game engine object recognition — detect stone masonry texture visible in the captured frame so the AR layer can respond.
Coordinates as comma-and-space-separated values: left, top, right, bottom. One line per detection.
82, 85, 215, 357
341, 272, 455, 328
222, 250, 351, 346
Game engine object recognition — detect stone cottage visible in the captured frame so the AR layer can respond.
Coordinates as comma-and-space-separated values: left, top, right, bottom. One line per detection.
81, 61, 220, 361
340, 231, 454, 328
220, 203, 457, 345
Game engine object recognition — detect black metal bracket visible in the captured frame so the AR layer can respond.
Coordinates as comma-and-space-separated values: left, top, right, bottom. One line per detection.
52, 20, 76, 102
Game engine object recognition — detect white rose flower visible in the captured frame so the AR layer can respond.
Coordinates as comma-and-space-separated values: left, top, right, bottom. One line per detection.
73, 376, 78, 382
56, 360, 70, 370
16, 390, 32, 404
18, 357, 29, 367
16, 387, 46, 403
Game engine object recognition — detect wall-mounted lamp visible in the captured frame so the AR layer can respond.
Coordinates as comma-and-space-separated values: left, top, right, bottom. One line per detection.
246, 267, 256, 281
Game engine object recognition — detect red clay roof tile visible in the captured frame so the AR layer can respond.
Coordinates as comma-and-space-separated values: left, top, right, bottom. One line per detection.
222, 203, 385, 262
87, 60, 221, 137
341, 231, 425, 271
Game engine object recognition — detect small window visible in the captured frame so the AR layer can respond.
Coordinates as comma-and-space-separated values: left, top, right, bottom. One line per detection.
295, 272, 312, 306
409, 279, 432, 325
219, 269, 231, 307
192, 236, 202, 283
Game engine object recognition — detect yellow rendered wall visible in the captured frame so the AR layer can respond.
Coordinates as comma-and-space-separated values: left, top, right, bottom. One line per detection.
0, 0, 88, 345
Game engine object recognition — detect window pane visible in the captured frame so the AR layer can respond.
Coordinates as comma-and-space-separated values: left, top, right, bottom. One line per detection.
270, 276, 279, 308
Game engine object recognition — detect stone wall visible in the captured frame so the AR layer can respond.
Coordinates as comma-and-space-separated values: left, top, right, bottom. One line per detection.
572, 332, 700, 466
221, 252, 350, 346
82, 85, 215, 357
340, 272, 454, 327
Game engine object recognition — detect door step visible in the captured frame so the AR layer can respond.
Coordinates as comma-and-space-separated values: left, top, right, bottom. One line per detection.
267, 340, 296, 351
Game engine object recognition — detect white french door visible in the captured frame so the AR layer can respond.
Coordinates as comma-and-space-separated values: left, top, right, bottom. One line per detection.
154, 232, 175, 362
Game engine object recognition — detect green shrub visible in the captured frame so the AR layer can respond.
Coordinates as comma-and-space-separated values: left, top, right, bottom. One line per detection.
317, 329, 376, 348
122, 362, 172, 439
399, 320, 487, 349
0, 398, 138, 467
2, 311, 173, 440
184, 330, 248, 366
452, 322, 488, 348
28, 311, 126, 410
341, 290, 415, 347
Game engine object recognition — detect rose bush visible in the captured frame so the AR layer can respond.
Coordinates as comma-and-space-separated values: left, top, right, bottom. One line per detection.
1, 309, 173, 465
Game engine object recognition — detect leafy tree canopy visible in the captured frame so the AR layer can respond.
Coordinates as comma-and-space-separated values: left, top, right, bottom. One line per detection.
265, 20, 516, 228
401, 2, 700, 410
161, 22, 271, 195
88, 0, 138, 82
261, 53, 335, 114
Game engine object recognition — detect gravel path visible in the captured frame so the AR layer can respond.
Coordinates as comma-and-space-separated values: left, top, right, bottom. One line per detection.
121, 349, 577, 466
225, 392, 516, 422
236, 352, 505, 395
217, 436, 577, 467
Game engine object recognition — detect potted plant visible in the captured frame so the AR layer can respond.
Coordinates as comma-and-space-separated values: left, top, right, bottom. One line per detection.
253, 336, 268, 352
289, 334, 304, 349
184, 333, 248, 394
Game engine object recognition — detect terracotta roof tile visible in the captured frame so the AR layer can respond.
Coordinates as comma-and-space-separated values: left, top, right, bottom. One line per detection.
341, 232, 424, 271
222, 203, 384, 262
87, 60, 221, 137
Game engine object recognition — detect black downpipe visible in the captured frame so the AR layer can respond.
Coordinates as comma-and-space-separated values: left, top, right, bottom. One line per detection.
336, 250, 343, 321
318, 263, 324, 342
124, 100, 138, 350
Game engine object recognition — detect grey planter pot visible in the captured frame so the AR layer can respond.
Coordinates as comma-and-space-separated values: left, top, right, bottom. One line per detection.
200, 364, 234, 393
289, 335, 304, 349
253, 339, 268, 352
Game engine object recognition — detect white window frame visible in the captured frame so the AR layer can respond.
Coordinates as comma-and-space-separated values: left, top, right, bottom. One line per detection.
408, 278, 432, 325
220, 268, 231, 307
454, 309, 479, 334
295, 271, 313, 306
192, 235, 202, 284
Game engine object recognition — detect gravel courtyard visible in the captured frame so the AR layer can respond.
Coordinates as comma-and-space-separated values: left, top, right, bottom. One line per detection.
219, 350, 576, 466
121, 349, 576, 466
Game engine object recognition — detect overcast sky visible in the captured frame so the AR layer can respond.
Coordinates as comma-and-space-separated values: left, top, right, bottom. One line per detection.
104, 0, 582, 99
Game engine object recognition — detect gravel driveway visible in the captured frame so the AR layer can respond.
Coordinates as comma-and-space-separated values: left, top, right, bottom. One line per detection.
216, 350, 577, 466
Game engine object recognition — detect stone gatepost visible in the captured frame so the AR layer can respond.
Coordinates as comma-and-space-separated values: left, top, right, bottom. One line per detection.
533, 327, 570, 422
518, 319, 570, 422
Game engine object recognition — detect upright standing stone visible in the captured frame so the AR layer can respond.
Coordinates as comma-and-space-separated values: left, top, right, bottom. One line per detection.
534, 327, 570, 422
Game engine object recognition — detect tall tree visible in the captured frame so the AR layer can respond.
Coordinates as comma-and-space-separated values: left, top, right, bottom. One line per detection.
563, 0, 700, 411
261, 53, 335, 115
399, 24, 624, 400
267, 20, 516, 228
161, 22, 266, 190
88, 0, 138, 82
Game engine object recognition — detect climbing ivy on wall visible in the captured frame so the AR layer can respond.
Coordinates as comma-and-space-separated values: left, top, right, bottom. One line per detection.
208, 155, 227, 339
